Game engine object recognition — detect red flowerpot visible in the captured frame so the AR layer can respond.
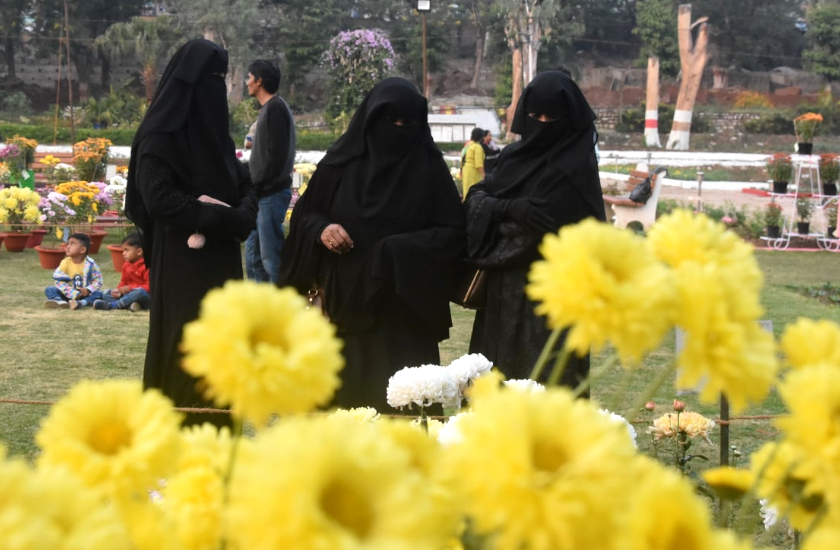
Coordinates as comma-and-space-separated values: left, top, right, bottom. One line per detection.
87, 230, 108, 254
107, 244, 126, 272
34, 245, 67, 269
26, 228, 49, 248
3, 232, 32, 252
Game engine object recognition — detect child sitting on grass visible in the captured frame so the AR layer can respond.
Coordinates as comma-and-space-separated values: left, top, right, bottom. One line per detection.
94, 232, 150, 312
44, 233, 103, 310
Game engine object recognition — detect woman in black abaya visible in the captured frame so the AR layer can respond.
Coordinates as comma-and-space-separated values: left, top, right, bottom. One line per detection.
125, 39, 256, 426
465, 70, 605, 388
279, 77, 465, 411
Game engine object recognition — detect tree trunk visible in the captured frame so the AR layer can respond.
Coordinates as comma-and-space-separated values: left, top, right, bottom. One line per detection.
74, 53, 92, 103
645, 56, 662, 148
506, 47, 523, 140
229, 63, 245, 105
712, 65, 728, 89
3, 35, 16, 80
470, 30, 484, 89
99, 49, 111, 90
142, 62, 157, 104
666, 5, 709, 151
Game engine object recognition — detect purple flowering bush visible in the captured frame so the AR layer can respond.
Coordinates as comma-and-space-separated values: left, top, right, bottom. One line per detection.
323, 29, 396, 127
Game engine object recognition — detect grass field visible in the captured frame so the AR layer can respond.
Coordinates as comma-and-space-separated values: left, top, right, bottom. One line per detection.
2, 234, 840, 481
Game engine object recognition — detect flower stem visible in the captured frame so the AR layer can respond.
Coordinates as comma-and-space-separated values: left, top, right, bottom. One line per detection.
546, 344, 572, 386
572, 352, 619, 398
622, 362, 676, 421
530, 327, 562, 381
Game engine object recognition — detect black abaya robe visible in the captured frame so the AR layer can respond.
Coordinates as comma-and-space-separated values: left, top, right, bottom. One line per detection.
125, 40, 257, 426
465, 71, 606, 388
279, 78, 465, 412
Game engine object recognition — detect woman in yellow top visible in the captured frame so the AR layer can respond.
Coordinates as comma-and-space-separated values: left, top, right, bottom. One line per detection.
461, 127, 486, 199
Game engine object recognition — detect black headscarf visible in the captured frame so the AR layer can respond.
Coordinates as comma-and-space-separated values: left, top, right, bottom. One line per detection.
489, 70, 599, 199
125, 39, 240, 234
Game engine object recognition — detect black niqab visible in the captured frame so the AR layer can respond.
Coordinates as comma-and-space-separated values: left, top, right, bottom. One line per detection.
489, 70, 599, 199
126, 39, 240, 236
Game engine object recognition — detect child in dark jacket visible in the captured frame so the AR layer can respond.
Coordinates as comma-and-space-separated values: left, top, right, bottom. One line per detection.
93, 232, 151, 312
44, 233, 104, 309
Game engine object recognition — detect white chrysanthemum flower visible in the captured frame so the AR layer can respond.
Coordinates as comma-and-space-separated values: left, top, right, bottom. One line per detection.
503, 379, 546, 393
387, 364, 460, 410
759, 498, 778, 531
437, 412, 471, 446
598, 408, 638, 448
447, 353, 493, 388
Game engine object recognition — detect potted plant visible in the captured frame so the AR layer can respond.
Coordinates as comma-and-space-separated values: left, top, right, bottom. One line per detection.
765, 200, 784, 238
766, 153, 793, 194
796, 197, 814, 235
819, 153, 839, 196
0, 144, 24, 185
72, 137, 112, 182
827, 202, 838, 239
6, 135, 37, 189
0, 186, 43, 251
793, 112, 823, 155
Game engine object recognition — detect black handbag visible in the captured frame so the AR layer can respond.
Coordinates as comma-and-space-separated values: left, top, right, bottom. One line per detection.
452, 269, 488, 309
628, 176, 653, 204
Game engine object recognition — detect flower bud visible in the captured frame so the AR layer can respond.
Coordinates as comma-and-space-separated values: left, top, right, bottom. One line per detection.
672, 399, 686, 412
644, 401, 656, 411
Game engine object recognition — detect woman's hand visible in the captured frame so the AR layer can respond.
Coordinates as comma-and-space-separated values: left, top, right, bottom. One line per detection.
321, 223, 354, 254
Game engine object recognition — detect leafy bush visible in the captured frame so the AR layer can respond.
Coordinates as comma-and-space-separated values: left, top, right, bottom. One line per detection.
733, 91, 774, 109
0, 92, 33, 116
744, 112, 795, 135
0, 124, 137, 146
616, 103, 710, 133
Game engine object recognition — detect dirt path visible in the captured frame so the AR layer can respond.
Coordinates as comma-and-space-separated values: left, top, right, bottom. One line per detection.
659, 185, 768, 209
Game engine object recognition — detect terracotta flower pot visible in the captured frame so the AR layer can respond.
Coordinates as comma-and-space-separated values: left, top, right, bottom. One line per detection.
3, 232, 32, 252
34, 245, 67, 269
85, 230, 108, 254
26, 228, 49, 248
107, 244, 126, 272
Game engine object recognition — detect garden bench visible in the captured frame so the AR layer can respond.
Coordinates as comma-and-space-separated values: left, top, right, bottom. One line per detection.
32, 151, 75, 187
603, 166, 668, 230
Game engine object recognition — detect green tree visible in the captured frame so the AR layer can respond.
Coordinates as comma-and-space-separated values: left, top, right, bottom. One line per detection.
804, 3, 840, 82
30, 0, 146, 98
691, 0, 804, 71
168, 0, 261, 103
633, 0, 679, 77
96, 15, 183, 103
578, 0, 637, 58
0, 0, 30, 80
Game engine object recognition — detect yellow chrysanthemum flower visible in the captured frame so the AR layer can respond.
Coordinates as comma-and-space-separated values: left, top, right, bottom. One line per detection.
671, 266, 778, 412
181, 281, 344, 425
621, 457, 716, 550
802, 526, 840, 550
649, 411, 715, 444
703, 466, 754, 500
226, 415, 458, 550
780, 318, 840, 369
162, 465, 224, 550
647, 210, 777, 411
440, 376, 636, 550
116, 499, 184, 550
0, 446, 130, 550
776, 364, 840, 507
750, 442, 823, 531
329, 406, 380, 424
648, 209, 764, 299
178, 423, 232, 474
527, 219, 676, 364
36, 379, 182, 499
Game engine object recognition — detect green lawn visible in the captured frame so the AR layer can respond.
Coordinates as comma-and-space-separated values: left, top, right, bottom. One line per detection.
2, 237, 840, 473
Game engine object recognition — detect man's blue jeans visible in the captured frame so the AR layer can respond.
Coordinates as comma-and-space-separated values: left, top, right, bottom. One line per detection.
245, 189, 292, 283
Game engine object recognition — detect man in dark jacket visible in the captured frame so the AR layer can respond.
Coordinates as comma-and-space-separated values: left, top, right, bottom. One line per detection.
244, 59, 296, 283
